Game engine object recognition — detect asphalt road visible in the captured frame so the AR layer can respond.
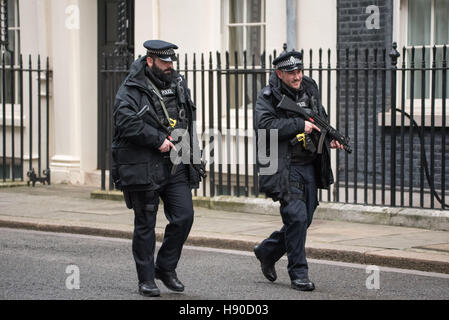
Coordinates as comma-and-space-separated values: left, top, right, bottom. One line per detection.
1, 228, 449, 301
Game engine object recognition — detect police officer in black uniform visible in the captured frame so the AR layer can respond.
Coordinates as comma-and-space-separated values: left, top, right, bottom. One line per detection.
111, 40, 203, 297
254, 50, 343, 291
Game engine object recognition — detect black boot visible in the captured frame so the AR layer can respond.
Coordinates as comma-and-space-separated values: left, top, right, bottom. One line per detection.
138, 281, 161, 297
155, 268, 185, 292
253, 245, 277, 282
291, 278, 315, 291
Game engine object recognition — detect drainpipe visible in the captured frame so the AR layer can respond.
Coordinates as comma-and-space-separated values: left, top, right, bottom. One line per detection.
286, 0, 297, 51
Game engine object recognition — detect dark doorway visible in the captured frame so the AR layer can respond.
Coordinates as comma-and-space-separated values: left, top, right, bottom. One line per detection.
97, 0, 134, 184
98, 0, 134, 59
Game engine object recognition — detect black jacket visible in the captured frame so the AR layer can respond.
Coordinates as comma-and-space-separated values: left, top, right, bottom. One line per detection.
111, 56, 201, 190
256, 72, 334, 201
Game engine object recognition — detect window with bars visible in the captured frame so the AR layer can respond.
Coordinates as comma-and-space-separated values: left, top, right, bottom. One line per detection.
0, 162, 22, 179
405, 0, 449, 99
0, 0, 20, 104
225, 0, 266, 109
227, 0, 266, 66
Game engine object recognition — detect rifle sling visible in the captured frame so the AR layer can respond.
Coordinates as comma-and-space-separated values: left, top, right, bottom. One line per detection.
141, 82, 201, 176
146, 78, 172, 126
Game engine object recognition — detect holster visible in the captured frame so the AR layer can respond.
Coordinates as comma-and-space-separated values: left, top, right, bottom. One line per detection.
124, 190, 159, 212
123, 190, 133, 209
290, 133, 317, 154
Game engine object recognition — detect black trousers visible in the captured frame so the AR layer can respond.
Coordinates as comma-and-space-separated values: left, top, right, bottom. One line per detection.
125, 166, 194, 283
257, 163, 318, 280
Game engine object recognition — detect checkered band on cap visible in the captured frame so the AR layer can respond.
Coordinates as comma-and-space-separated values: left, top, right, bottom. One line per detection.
147, 48, 176, 56
276, 55, 302, 69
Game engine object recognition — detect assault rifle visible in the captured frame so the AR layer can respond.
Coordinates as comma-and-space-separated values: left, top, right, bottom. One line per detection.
277, 95, 352, 154
139, 105, 207, 179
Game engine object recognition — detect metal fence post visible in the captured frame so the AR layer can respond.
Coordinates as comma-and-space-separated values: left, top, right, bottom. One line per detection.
389, 42, 400, 207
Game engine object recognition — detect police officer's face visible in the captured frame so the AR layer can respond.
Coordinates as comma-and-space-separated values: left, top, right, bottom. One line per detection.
147, 57, 175, 82
148, 57, 173, 73
276, 69, 303, 90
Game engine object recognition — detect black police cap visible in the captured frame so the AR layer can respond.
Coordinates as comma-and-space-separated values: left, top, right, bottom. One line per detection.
144, 40, 178, 62
273, 51, 303, 71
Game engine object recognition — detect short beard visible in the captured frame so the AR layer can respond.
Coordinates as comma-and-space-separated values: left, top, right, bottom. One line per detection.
152, 63, 175, 83
281, 80, 302, 94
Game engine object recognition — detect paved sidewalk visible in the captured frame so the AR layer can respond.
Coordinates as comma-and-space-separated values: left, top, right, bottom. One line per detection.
0, 184, 448, 274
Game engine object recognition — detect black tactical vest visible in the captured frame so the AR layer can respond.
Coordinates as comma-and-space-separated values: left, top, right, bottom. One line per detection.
145, 66, 189, 131
287, 86, 319, 165
159, 81, 189, 131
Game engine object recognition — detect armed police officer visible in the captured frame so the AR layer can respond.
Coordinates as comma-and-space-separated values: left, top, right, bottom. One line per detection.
111, 40, 204, 297
254, 50, 343, 291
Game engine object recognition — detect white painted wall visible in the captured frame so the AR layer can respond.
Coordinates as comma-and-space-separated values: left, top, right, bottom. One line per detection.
134, 0, 157, 58
49, 0, 82, 183
297, 0, 337, 55
51, 0, 97, 184
135, 0, 222, 59
78, 0, 98, 177
266, 0, 287, 54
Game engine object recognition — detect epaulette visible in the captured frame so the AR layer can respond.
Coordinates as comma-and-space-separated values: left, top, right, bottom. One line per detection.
262, 86, 272, 97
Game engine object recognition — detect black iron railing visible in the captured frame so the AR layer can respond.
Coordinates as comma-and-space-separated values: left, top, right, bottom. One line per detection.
98, 51, 134, 190
0, 52, 51, 186
99, 43, 449, 210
